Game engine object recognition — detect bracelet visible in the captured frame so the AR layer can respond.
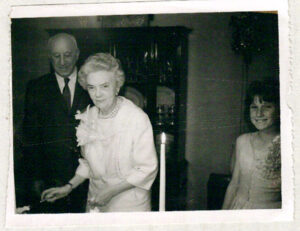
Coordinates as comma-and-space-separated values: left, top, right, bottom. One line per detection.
66, 182, 73, 190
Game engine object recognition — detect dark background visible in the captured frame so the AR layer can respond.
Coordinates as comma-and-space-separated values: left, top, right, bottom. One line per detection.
12, 12, 279, 210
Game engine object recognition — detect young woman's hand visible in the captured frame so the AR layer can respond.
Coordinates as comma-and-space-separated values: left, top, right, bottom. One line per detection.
41, 185, 72, 203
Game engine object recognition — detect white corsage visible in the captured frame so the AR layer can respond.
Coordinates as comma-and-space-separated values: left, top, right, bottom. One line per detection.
75, 105, 99, 146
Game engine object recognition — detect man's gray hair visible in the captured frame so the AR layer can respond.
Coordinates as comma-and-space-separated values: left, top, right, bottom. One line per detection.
47, 33, 78, 52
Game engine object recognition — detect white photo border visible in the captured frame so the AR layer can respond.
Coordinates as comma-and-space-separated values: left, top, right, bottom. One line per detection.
2, 0, 294, 229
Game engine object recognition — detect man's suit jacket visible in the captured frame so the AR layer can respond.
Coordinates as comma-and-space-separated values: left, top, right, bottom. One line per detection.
22, 72, 92, 210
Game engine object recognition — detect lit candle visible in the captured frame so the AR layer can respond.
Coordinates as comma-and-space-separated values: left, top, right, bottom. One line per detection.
159, 132, 166, 211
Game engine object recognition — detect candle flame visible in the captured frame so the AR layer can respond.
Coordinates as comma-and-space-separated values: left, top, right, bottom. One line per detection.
161, 132, 166, 144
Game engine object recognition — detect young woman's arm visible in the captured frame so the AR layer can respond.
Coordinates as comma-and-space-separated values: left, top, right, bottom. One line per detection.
222, 136, 242, 209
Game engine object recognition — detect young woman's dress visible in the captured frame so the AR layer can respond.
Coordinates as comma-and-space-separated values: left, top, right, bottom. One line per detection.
75, 97, 158, 212
229, 132, 281, 209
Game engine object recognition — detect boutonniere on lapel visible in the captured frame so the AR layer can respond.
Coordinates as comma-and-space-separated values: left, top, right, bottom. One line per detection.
75, 105, 99, 146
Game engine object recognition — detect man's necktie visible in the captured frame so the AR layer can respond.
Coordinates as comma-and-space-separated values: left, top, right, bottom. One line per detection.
63, 78, 71, 110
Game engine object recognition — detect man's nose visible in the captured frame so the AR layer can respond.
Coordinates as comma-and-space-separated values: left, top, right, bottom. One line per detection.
59, 55, 65, 66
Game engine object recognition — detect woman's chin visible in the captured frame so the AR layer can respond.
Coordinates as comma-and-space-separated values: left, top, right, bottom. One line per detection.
253, 123, 275, 131
255, 125, 268, 131
94, 101, 105, 110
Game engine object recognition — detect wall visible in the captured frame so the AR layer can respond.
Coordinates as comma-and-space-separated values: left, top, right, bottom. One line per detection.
152, 14, 245, 209
12, 13, 278, 210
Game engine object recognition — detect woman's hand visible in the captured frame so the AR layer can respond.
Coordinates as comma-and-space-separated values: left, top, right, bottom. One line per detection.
41, 185, 72, 203
88, 181, 134, 207
88, 186, 115, 207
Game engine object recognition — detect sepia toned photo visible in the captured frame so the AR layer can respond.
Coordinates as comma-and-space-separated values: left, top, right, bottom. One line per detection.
11, 12, 282, 216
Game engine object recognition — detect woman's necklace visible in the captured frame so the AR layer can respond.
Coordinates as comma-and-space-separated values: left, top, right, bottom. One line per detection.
98, 97, 121, 119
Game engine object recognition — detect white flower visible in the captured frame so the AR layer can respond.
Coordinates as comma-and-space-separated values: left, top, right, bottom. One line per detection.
75, 105, 99, 146
75, 105, 90, 122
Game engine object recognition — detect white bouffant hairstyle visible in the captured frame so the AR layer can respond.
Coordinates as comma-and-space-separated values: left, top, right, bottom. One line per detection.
78, 53, 125, 90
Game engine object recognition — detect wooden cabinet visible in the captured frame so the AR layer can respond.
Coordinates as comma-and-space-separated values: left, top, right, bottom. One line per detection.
49, 27, 190, 211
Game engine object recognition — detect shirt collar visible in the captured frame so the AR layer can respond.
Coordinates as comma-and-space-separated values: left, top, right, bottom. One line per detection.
55, 67, 77, 80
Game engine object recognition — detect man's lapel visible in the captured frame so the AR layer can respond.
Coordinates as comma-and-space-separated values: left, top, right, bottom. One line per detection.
70, 82, 85, 115
45, 73, 69, 114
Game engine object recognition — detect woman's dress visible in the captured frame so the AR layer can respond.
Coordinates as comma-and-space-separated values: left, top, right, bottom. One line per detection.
229, 132, 281, 209
75, 97, 158, 212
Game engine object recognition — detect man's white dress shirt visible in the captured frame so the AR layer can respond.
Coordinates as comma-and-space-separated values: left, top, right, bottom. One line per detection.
55, 68, 77, 106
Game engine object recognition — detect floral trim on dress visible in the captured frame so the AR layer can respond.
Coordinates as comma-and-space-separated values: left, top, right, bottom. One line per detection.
256, 135, 281, 180
75, 105, 99, 147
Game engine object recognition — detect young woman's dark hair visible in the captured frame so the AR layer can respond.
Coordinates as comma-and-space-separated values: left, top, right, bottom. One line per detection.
244, 80, 280, 131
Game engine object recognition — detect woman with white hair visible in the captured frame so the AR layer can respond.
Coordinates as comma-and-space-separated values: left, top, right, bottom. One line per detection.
42, 53, 158, 212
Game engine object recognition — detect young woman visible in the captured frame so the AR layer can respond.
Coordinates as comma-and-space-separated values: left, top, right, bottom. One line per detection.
41, 53, 158, 212
222, 81, 281, 209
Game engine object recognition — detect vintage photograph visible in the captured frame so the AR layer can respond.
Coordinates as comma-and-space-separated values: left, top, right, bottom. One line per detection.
12, 12, 280, 214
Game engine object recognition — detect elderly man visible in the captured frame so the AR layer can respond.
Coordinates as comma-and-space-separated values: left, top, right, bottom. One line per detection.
22, 33, 92, 213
